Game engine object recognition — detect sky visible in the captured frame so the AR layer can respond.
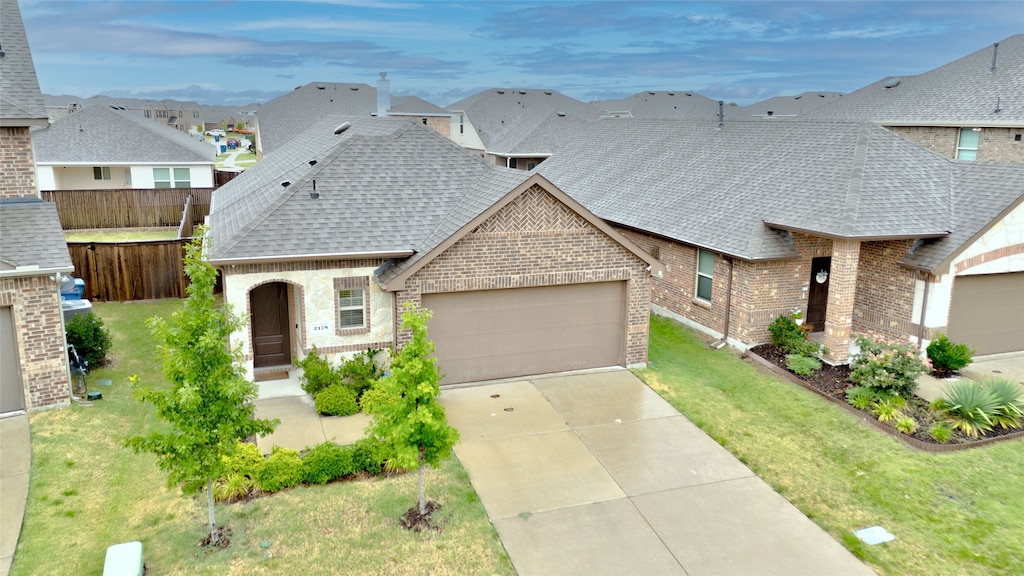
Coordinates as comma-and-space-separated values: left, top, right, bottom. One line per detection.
19, 0, 1024, 108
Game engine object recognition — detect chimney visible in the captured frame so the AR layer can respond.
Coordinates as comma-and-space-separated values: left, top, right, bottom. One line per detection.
377, 72, 390, 117
990, 42, 999, 72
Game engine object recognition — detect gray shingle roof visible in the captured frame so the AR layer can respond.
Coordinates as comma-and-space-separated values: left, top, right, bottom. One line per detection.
33, 104, 216, 164
537, 119, 1023, 269
0, 197, 72, 271
447, 88, 601, 155
803, 34, 1024, 125
207, 115, 528, 263
737, 92, 844, 119
591, 91, 722, 120
0, 0, 46, 125
256, 82, 444, 153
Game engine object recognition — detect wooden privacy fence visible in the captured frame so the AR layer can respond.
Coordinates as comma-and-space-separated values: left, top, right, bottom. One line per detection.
67, 239, 190, 302
42, 188, 213, 230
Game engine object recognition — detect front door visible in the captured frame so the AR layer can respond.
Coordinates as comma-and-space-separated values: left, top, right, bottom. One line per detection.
250, 283, 290, 368
805, 257, 831, 332
1, 306, 26, 413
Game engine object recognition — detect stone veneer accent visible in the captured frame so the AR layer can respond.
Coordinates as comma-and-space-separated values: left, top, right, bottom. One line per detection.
395, 185, 652, 368
0, 127, 38, 198
1, 276, 70, 409
890, 126, 1024, 163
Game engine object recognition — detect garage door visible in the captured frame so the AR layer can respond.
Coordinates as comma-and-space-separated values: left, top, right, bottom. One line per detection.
1, 306, 26, 413
947, 272, 1024, 355
423, 282, 626, 385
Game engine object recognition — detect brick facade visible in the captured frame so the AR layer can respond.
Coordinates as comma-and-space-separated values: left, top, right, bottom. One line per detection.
1, 276, 70, 409
822, 240, 860, 363
890, 126, 1024, 163
852, 240, 921, 342
0, 127, 38, 198
397, 185, 652, 367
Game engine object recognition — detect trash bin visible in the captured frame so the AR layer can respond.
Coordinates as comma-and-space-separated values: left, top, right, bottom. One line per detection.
221, 145, 227, 153
214, 135, 220, 142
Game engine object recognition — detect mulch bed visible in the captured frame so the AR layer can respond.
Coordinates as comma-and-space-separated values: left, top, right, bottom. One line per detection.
747, 344, 1024, 450
401, 501, 442, 532
199, 525, 233, 549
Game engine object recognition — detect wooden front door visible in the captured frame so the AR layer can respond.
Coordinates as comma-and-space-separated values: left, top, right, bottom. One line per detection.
805, 257, 832, 332
250, 283, 290, 368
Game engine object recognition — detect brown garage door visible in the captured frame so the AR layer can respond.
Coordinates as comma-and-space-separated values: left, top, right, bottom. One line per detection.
423, 282, 626, 385
947, 272, 1024, 355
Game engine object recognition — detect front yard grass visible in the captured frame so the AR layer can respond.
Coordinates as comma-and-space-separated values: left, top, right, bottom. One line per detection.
14, 301, 512, 576
637, 315, 1024, 576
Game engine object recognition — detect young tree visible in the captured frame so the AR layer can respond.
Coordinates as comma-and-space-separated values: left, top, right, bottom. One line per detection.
126, 231, 276, 545
362, 304, 459, 515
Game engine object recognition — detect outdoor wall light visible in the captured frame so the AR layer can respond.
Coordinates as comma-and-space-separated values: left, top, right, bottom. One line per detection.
816, 270, 829, 284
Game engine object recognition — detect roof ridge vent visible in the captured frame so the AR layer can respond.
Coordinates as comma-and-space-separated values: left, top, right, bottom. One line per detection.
883, 77, 901, 89
333, 122, 352, 134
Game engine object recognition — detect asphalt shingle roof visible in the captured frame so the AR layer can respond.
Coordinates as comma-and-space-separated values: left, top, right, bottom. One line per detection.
0, 197, 72, 270
736, 92, 844, 118
33, 104, 216, 164
256, 82, 445, 153
206, 115, 528, 264
0, 0, 46, 124
592, 91, 722, 120
803, 34, 1024, 125
448, 88, 601, 155
537, 119, 1024, 271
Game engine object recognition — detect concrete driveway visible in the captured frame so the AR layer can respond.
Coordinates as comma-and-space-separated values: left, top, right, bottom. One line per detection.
440, 369, 876, 576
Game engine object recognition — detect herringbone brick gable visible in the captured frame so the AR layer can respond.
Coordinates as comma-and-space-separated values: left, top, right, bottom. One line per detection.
474, 185, 587, 234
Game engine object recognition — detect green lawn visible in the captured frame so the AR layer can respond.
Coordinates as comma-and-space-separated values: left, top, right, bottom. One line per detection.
64, 228, 179, 242
636, 315, 1024, 576
14, 301, 512, 576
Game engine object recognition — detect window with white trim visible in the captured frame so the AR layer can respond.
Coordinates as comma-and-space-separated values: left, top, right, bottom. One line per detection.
153, 167, 191, 189
334, 276, 370, 334
93, 166, 111, 180
696, 249, 714, 301
957, 128, 979, 160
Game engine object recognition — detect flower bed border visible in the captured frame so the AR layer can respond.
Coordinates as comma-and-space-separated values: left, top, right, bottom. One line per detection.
745, 350, 1024, 452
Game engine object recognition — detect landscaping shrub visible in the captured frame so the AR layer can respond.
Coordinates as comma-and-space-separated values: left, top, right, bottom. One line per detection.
295, 346, 342, 395
351, 436, 386, 475
65, 312, 113, 367
849, 334, 928, 397
928, 422, 953, 443
926, 333, 975, 372
339, 347, 384, 401
785, 354, 821, 376
257, 447, 303, 492
314, 384, 359, 416
983, 376, 1024, 430
871, 396, 905, 423
895, 415, 918, 435
845, 386, 878, 410
768, 315, 805, 350
301, 442, 356, 485
931, 380, 999, 438
214, 442, 265, 502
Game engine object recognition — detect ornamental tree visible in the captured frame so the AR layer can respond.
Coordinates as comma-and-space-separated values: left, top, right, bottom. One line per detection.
126, 231, 276, 545
362, 304, 460, 515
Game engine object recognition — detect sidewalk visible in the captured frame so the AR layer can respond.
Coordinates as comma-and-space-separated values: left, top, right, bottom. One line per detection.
0, 414, 30, 576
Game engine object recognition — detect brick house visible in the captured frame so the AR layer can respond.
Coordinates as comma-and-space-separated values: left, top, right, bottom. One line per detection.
206, 116, 661, 385
804, 34, 1024, 164
1, 0, 74, 413
539, 119, 1024, 362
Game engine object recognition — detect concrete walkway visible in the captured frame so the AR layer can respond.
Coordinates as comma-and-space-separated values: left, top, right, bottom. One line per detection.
0, 415, 30, 576
441, 369, 875, 576
916, 352, 1024, 402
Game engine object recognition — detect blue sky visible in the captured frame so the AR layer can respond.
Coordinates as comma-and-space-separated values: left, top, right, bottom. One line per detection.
20, 0, 1024, 107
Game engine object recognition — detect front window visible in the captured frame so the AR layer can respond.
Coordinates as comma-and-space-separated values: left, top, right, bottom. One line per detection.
957, 128, 979, 160
696, 249, 714, 301
153, 167, 191, 189
93, 166, 111, 180
338, 289, 365, 329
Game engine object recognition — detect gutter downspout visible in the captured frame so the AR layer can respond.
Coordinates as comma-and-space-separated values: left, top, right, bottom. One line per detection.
917, 271, 931, 350
722, 257, 734, 342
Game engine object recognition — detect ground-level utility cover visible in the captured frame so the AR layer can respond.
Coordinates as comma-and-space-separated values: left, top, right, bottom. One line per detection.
854, 525, 895, 545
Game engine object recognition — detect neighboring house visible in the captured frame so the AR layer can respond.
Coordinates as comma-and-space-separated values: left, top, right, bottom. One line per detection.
142, 100, 202, 133
591, 90, 722, 120
43, 93, 86, 123
736, 92, 844, 119
803, 35, 1024, 163
539, 119, 1024, 361
33, 104, 217, 191
203, 104, 259, 133
206, 116, 660, 385
1, 0, 74, 413
255, 75, 449, 154
447, 88, 601, 170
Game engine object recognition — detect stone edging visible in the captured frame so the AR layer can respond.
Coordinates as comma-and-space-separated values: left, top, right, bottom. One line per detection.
744, 351, 1024, 452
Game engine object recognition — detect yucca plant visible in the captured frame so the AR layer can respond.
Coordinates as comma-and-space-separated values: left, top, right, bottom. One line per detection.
982, 376, 1024, 430
933, 380, 999, 438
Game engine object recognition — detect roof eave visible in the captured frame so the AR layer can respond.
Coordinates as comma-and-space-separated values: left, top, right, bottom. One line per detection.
762, 221, 950, 242
209, 250, 415, 267
0, 118, 48, 128
0, 264, 75, 278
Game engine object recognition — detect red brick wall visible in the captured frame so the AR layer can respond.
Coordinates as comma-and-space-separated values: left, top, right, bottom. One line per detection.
0, 276, 70, 409
398, 185, 652, 367
852, 240, 920, 342
0, 127, 38, 198
823, 240, 860, 363
890, 126, 1024, 163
